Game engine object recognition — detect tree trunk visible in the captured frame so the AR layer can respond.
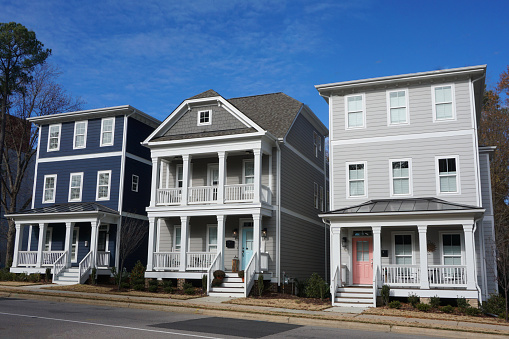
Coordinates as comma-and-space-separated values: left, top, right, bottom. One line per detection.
5, 219, 15, 267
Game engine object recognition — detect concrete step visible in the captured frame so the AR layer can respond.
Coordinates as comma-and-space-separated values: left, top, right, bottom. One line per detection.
60, 272, 79, 278
55, 276, 78, 282
335, 292, 373, 298
334, 297, 373, 303
208, 291, 245, 298
53, 281, 78, 286
336, 287, 372, 293
211, 287, 244, 293
334, 301, 374, 307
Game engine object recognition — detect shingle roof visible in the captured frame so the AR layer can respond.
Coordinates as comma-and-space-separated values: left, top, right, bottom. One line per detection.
153, 127, 256, 142
188, 89, 221, 100
327, 198, 481, 215
13, 203, 119, 215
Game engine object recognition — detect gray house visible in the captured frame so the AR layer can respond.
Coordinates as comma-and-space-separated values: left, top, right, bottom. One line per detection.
317, 65, 497, 307
143, 90, 329, 296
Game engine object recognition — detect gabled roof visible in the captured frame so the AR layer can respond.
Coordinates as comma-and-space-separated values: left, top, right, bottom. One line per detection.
8, 202, 119, 216
188, 89, 221, 100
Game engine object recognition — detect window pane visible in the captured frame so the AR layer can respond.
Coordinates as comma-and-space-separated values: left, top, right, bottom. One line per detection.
348, 112, 363, 127
103, 119, 113, 131
348, 95, 362, 112
436, 103, 452, 119
394, 178, 409, 194
99, 173, 109, 185
350, 181, 364, 196
209, 227, 217, 245
102, 132, 112, 144
245, 162, 254, 176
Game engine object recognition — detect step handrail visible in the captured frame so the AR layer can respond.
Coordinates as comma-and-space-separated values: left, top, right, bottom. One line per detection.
207, 252, 221, 294
243, 254, 256, 297
79, 251, 92, 284
52, 252, 68, 283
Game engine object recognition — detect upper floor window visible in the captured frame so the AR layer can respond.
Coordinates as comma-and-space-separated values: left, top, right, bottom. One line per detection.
43, 174, 57, 203
313, 131, 321, 157
243, 160, 254, 184
198, 110, 211, 126
387, 89, 408, 125
68, 172, 83, 202
314, 183, 319, 209
132, 174, 139, 192
47, 124, 61, 152
437, 157, 458, 193
347, 162, 366, 197
73, 121, 87, 149
319, 186, 324, 212
432, 84, 455, 121
96, 170, 112, 200
176, 165, 183, 188
100, 118, 115, 146
345, 94, 365, 129
391, 160, 411, 196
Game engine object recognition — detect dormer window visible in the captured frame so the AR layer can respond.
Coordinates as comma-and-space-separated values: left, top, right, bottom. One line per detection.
198, 110, 211, 126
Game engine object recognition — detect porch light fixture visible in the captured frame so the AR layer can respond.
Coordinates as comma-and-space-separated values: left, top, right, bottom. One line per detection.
342, 237, 348, 248
232, 229, 238, 239
262, 228, 268, 238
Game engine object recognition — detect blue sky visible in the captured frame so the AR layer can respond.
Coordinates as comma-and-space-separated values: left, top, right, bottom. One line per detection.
1, 0, 508, 125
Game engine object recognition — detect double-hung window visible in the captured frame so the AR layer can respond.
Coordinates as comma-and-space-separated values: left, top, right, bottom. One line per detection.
198, 110, 211, 125
132, 175, 139, 192
73, 121, 87, 149
394, 234, 413, 264
345, 94, 365, 129
47, 124, 61, 151
68, 172, 83, 202
313, 131, 321, 157
174, 226, 181, 251
442, 234, 462, 265
437, 157, 458, 193
96, 170, 111, 200
387, 89, 408, 124
433, 84, 455, 120
314, 183, 319, 209
207, 225, 218, 252
43, 174, 57, 203
347, 162, 366, 197
391, 160, 411, 195
100, 118, 115, 146
71, 228, 79, 262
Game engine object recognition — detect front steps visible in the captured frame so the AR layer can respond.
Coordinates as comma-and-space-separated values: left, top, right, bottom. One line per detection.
333, 285, 374, 307
53, 267, 79, 285
209, 272, 245, 297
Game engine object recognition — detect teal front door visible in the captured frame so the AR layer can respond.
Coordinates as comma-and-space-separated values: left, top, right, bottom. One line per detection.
241, 226, 254, 270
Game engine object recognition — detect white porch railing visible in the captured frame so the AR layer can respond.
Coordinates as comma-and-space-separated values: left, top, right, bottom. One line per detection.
189, 186, 217, 203
244, 254, 257, 297
18, 251, 37, 266
428, 265, 467, 286
261, 185, 271, 204
43, 251, 65, 266
381, 265, 421, 286
153, 252, 180, 270
186, 252, 215, 270
331, 265, 340, 299
52, 252, 68, 283
225, 184, 254, 202
207, 252, 221, 294
79, 251, 92, 284
97, 251, 110, 267
157, 188, 182, 205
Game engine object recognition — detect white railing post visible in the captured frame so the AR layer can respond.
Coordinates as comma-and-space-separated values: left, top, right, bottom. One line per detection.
463, 224, 476, 289
12, 223, 23, 268
218, 151, 226, 204
37, 223, 47, 268
372, 226, 381, 289
207, 252, 221, 294
331, 227, 341, 288
64, 222, 74, 267
253, 149, 261, 203
180, 216, 189, 271
53, 252, 68, 283
217, 215, 225, 270
181, 154, 191, 206
418, 225, 430, 289
253, 213, 261, 272
147, 217, 156, 271
150, 157, 160, 206
90, 219, 100, 269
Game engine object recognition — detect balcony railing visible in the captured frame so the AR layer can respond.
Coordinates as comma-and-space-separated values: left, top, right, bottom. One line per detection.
225, 184, 254, 202
152, 252, 215, 271
189, 186, 217, 204
381, 264, 467, 287
428, 265, 467, 286
18, 251, 66, 267
186, 252, 215, 270
97, 251, 110, 267
381, 265, 420, 286
158, 188, 182, 205
43, 251, 65, 266
153, 252, 180, 270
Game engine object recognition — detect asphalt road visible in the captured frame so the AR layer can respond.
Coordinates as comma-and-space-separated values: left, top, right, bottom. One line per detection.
0, 297, 442, 338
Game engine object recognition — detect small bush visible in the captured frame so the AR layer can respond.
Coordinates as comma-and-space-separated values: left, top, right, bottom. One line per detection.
29, 273, 41, 283
441, 305, 454, 313
258, 274, 264, 296
294, 278, 307, 297
304, 273, 329, 300
90, 268, 97, 285
163, 280, 173, 293
130, 261, 146, 290
17, 273, 28, 282
120, 281, 130, 290
45, 268, 51, 282
148, 280, 159, 292
430, 295, 441, 309
183, 282, 194, 295
482, 294, 506, 318
416, 303, 431, 312
202, 275, 207, 292
381, 285, 390, 306
465, 307, 480, 316
213, 270, 225, 279
389, 300, 402, 309
408, 293, 420, 308
212, 278, 222, 287
457, 297, 470, 310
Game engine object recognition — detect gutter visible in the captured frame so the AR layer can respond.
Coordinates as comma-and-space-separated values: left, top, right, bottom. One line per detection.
275, 139, 282, 286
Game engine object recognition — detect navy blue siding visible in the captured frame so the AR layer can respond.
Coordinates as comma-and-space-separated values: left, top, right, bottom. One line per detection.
34, 157, 122, 210
126, 117, 153, 159
121, 217, 148, 271
39, 116, 124, 159
122, 157, 151, 215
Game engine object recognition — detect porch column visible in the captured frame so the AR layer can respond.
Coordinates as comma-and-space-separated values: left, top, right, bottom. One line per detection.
64, 222, 75, 267
147, 217, 156, 271
253, 213, 261, 272
418, 225, 430, 289
331, 227, 341, 287
218, 151, 226, 204
150, 157, 160, 206
372, 226, 381, 287
217, 215, 225, 270
181, 155, 191, 206
90, 219, 100, 269
180, 216, 189, 271
37, 223, 47, 267
253, 148, 261, 203
463, 224, 476, 289
12, 223, 23, 268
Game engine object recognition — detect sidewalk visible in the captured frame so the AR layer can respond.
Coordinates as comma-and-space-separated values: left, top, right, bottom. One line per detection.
1, 284, 508, 338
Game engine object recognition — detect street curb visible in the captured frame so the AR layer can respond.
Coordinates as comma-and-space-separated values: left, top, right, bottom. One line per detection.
0, 289, 507, 338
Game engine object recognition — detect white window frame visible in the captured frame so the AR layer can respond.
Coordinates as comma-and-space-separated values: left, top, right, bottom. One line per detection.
346, 161, 367, 198
43, 174, 57, 203
432, 84, 456, 122
435, 155, 460, 195
132, 174, 139, 192
197, 110, 212, 126
96, 170, 112, 200
313, 131, 321, 157
344, 93, 366, 129
100, 117, 115, 147
386, 89, 409, 125
173, 226, 181, 251
68, 172, 84, 202
389, 158, 413, 197
71, 227, 79, 263
73, 120, 88, 149
47, 124, 61, 152
44, 227, 53, 251
439, 231, 464, 265
206, 224, 218, 253
242, 159, 254, 184
313, 183, 319, 209
391, 231, 415, 265
97, 224, 109, 252
319, 186, 324, 212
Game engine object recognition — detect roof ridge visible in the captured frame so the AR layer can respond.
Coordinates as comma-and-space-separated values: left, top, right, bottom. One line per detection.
228, 92, 285, 100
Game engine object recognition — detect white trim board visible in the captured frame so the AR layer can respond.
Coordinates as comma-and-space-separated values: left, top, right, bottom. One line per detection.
284, 142, 325, 174
38, 151, 122, 163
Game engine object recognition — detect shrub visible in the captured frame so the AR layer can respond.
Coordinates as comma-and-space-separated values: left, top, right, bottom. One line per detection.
257, 274, 264, 296
120, 281, 130, 290
408, 293, 420, 308
416, 303, 431, 312
430, 295, 441, 309
130, 261, 146, 290
465, 307, 480, 316
90, 268, 97, 285
148, 279, 159, 292
45, 268, 51, 282
482, 294, 506, 318
294, 278, 307, 297
389, 300, 402, 309
29, 273, 41, 283
381, 285, 390, 306
456, 297, 470, 310
212, 278, 222, 287
202, 275, 207, 292
163, 280, 173, 293
17, 273, 28, 282
441, 305, 454, 313
238, 270, 244, 279
305, 273, 329, 300
213, 270, 225, 279
183, 282, 194, 295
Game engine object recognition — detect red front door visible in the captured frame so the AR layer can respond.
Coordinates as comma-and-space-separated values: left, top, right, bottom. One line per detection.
352, 237, 373, 285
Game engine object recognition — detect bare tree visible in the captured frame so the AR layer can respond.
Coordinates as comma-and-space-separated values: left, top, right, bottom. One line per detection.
1, 63, 84, 266
116, 216, 146, 290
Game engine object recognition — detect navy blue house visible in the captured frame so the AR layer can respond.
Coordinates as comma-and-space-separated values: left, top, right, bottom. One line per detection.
7, 106, 160, 284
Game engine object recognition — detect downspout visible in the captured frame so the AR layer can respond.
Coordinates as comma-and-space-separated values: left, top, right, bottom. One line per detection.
473, 218, 483, 304
322, 218, 331, 283
276, 140, 282, 286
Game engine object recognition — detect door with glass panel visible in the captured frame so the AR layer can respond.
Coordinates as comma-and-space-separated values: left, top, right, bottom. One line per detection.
243, 160, 254, 200
352, 237, 373, 284
208, 165, 219, 201
241, 222, 254, 270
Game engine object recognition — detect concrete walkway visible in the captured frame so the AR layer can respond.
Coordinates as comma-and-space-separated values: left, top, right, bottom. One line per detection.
1, 284, 508, 338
